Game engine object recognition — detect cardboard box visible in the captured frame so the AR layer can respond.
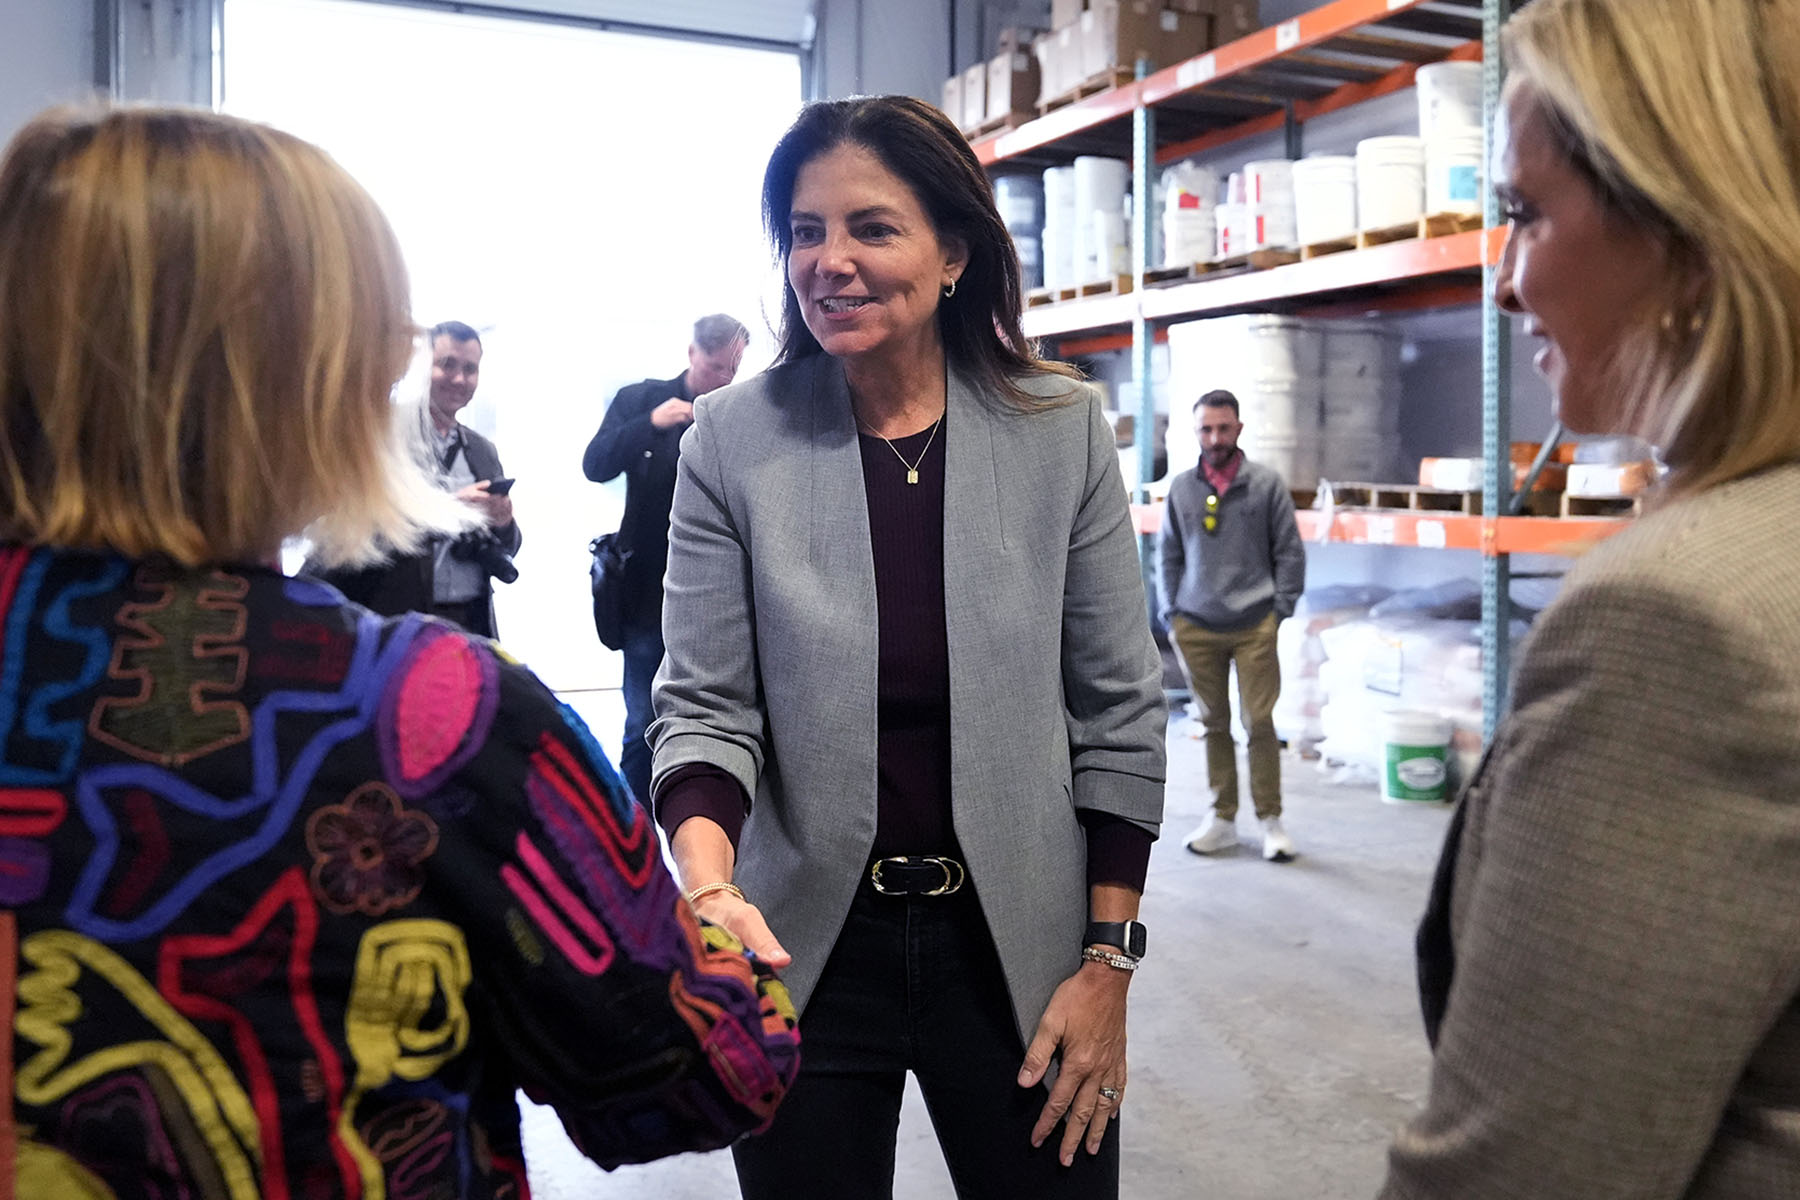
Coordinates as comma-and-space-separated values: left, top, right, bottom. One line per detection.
1566, 461, 1656, 497
1207, 0, 1260, 45
987, 50, 1042, 122
1037, 27, 1079, 105
1052, 0, 1086, 29
1419, 457, 1568, 494
1081, 1, 1206, 79
961, 63, 988, 131
941, 74, 963, 124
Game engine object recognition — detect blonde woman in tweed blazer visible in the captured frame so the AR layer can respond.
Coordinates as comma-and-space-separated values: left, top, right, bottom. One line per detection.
1381, 2, 1800, 1197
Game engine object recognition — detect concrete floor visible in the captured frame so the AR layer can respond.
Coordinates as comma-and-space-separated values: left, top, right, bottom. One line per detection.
531, 698, 1452, 1199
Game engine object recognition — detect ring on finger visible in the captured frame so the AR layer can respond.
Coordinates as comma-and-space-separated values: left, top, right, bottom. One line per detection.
1098, 1086, 1122, 1102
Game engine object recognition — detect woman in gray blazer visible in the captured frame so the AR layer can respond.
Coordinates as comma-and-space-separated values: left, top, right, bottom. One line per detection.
647, 96, 1166, 1197
1382, 1, 1800, 1196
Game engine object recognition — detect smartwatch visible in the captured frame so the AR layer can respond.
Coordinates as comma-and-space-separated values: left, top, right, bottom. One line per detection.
1084, 919, 1147, 962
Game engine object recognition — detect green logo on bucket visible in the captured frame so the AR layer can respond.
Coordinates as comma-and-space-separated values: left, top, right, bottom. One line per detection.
1396, 756, 1446, 791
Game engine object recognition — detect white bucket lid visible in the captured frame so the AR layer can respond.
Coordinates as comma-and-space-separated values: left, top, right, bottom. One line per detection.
1293, 155, 1355, 174
1415, 61, 1484, 88
1358, 135, 1426, 158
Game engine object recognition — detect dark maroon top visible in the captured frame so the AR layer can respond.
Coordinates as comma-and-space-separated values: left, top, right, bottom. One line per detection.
656, 419, 1152, 891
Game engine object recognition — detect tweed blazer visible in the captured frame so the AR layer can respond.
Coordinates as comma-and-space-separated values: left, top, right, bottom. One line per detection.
648, 353, 1167, 1037
1382, 462, 1800, 1199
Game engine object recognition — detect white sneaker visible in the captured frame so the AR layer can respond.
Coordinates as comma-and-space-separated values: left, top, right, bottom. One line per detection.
1185, 813, 1238, 855
1260, 816, 1295, 862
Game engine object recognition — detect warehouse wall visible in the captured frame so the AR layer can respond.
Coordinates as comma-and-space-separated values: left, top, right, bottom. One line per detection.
0, 0, 95, 143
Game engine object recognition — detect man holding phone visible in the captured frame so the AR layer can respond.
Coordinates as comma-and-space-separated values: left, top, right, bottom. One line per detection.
583, 313, 747, 804
309, 320, 522, 638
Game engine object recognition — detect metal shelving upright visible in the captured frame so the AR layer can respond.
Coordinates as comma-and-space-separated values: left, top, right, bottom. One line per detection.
976, 0, 1586, 741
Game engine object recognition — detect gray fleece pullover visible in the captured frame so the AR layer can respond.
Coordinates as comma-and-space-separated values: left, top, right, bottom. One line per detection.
1156, 454, 1306, 632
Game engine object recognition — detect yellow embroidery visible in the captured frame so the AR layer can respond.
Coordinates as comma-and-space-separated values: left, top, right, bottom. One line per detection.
17, 1136, 116, 1198
338, 920, 473, 1200
14, 931, 261, 1200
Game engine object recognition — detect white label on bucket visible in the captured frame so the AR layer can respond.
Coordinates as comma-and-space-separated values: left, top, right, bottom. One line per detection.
1397, 757, 1447, 790
1276, 20, 1301, 51
1448, 164, 1480, 202
1388, 0, 1411, 9
1177, 54, 1216, 89
1417, 519, 1447, 549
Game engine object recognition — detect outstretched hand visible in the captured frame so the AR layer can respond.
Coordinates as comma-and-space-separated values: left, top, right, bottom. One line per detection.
690, 890, 793, 970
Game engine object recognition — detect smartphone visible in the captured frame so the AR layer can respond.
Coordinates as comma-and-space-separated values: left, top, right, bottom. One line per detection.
486, 477, 516, 496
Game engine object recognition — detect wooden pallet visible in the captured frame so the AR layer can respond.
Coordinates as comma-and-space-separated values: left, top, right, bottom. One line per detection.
1145, 247, 1299, 286
1355, 210, 1485, 251
966, 111, 1029, 140
1025, 287, 1057, 308
1300, 233, 1358, 261
1074, 273, 1133, 298
1561, 493, 1643, 518
1321, 481, 1561, 517
1038, 68, 1134, 114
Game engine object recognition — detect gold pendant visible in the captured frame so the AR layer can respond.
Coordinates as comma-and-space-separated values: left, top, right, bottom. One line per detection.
907, 470, 919, 484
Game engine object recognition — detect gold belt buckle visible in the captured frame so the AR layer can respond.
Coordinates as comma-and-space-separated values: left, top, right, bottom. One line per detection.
868, 855, 966, 896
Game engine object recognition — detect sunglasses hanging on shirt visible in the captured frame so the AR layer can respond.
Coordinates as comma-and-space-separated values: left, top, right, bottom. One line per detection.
1203, 490, 1221, 535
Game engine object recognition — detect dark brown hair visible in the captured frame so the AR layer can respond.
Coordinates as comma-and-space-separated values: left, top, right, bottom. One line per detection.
760, 95, 1076, 407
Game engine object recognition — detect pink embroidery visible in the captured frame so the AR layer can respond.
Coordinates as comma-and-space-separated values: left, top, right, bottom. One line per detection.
501, 832, 615, 975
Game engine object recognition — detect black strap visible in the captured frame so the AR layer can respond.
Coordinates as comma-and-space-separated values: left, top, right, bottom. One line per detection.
440, 428, 465, 475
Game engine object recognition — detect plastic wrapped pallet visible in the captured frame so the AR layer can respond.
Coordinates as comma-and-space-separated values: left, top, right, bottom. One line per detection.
1273, 585, 1393, 754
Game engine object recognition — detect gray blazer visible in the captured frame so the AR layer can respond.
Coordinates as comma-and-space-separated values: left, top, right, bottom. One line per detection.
1382, 462, 1800, 1199
648, 353, 1166, 1038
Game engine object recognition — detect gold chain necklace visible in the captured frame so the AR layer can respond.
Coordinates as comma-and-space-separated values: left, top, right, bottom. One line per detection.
860, 415, 943, 485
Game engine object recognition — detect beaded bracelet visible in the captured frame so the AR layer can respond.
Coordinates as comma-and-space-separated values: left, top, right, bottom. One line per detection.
1081, 946, 1140, 972
684, 881, 746, 907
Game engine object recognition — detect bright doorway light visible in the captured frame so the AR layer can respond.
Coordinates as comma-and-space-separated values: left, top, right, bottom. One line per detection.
224, 0, 800, 692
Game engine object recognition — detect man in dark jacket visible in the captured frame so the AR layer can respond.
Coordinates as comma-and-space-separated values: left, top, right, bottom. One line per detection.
584, 314, 747, 803
1156, 389, 1305, 862
312, 320, 522, 638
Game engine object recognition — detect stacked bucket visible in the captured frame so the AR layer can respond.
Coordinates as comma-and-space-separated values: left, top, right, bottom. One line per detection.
1415, 61, 1485, 218
1166, 315, 1400, 490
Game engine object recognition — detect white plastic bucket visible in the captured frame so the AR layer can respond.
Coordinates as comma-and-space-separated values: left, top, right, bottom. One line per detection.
1415, 61, 1485, 142
1041, 221, 1075, 291
1013, 232, 1043, 289
1241, 424, 1322, 491
1382, 710, 1453, 803
1215, 203, 1250, 258
1163, 207, 1217, 268
1426, 130, 1485, 215
1238, 375, 1318, 438
1357, 136, 1426, 230
1042, 167, 1076, 224
1243, 159, 1295, 206
1292, 155, 1358, 245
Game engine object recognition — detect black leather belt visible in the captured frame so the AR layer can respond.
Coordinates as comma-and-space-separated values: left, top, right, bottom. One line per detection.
868, 855, 966, 897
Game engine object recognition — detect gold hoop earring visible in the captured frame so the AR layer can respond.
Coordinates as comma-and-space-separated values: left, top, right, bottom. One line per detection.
942, 279, 957, 299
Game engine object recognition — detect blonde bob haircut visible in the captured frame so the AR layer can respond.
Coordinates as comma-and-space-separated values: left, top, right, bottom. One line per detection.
0, 105, 457, 569
1504, 0, 1800, 499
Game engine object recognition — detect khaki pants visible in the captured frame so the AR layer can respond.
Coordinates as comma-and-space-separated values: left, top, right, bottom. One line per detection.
1170, 611, 1282, 820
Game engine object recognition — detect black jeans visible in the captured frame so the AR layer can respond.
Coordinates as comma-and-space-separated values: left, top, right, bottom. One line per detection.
733, 879, 1120, 1200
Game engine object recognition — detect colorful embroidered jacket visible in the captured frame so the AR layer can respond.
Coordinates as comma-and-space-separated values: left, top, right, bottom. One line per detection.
0, 548, 799, 1198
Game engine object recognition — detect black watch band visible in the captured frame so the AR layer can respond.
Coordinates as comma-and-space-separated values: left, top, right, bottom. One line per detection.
1084, 919, 1147, 961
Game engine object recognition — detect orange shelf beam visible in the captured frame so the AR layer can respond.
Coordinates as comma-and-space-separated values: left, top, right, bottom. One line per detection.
1139, 0, 1456, 109
974, 0, 1459, 167
1154, 41, 1481, 166
1131, 503, 1629, 557
1138, 228, 1501, 322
